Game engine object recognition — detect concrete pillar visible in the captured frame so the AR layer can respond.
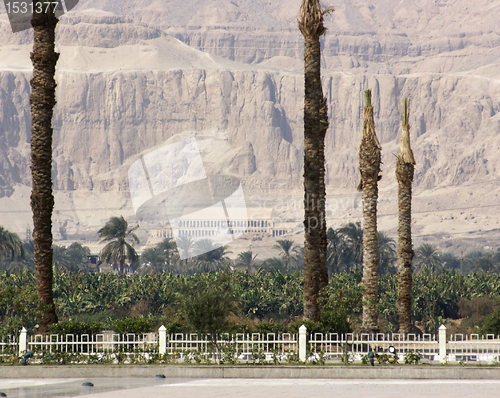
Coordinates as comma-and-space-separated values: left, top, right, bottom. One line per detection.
159, 325, 167, 355
19, 327, 28, 356
438, 324, 447, 363
299, 325, 307, 362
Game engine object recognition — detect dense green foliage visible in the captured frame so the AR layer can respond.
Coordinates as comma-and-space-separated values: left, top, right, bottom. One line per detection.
1, 224, 500, 337
1, 269, 499, 336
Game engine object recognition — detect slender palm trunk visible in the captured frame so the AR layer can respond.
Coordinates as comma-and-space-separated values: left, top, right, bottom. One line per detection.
396, 98, 415, 334
299, 0, 331, 321
30, 4, 59, 332
359, 90, 381, 333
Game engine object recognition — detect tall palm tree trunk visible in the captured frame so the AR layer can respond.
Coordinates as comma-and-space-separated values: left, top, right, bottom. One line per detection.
30, 3, 59, 333
396, 98, 415, 334
358, 90, 381, 333
298, 0, 332, 321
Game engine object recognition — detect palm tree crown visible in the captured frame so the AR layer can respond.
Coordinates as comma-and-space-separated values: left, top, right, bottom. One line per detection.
414, 243, 442, 274
192, 239, 232, 273
0, 226, 25, 263
274, 239, 301, 271
236, 250, 258, 272
98, 216, 140, 274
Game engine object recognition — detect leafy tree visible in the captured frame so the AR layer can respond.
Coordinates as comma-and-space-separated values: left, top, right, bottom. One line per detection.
358, 90, 382, 333
183, 273, 238, 358
414, 243, 442, 274
480, 306, 500, 336
98, 216, 140, 274
30, 2, 61, 331
183, 275, 237, 335
298, 0, 332, 322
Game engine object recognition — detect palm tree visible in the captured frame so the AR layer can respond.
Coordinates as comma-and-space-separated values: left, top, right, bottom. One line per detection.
29, 3, 61, 332
378, 231, 396, 276
298, 0, 333, 322
358, 90, 382, 333
176, 235, 194, 274
192, 239, 232, 272
138, 247, 167, 275
261, 257, 287, 273
236, 250, 258, 272
53, 243, 91, 273
157, 238, 178, 271
97, 216, 140, 274
338, 222, 364, 270
413, 243, 442, 274
138, 238, 179, 274
396, 98, 416, 334
274, 239, 301, 271
0, 226, 25, 265
7, 239, 35, 272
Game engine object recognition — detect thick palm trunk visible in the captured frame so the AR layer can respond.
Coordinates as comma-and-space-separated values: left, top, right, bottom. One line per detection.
396, 98, 415, 334
299, 0, 331, 321
30, 4, 59, 332
359, 90, 381, 333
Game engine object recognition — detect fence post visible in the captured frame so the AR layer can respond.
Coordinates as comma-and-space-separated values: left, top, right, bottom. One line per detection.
438, 324, 447, 363
299, 325, 307, 362
19, 327, 28, 356
159, 325, 167, 355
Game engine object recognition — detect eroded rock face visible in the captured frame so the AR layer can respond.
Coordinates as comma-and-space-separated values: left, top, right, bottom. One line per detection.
0, 0, 500, 248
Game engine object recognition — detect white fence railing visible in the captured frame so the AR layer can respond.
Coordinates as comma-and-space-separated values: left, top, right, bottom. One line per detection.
308, 332, 441, 361
0, 335, 17, 359
2, 325, 499, 364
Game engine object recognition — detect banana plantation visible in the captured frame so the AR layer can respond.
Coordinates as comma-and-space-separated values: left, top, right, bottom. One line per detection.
1, 267, 499, 338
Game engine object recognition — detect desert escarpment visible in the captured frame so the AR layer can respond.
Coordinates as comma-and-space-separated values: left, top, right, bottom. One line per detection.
0, 0, 500, 253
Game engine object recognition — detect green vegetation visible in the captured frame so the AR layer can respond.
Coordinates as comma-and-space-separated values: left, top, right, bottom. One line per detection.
98, 216, 140, 274
2, 224, 500, 336
1, 268, 499, 336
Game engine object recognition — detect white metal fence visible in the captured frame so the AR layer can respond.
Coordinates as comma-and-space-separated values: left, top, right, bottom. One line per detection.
1, 325, 499, 364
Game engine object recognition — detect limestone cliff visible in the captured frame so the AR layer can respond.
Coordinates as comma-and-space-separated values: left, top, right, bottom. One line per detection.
0, 0, 500, 252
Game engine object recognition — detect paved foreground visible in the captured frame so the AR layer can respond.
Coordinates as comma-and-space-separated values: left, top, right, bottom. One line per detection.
0, 378, 499, 398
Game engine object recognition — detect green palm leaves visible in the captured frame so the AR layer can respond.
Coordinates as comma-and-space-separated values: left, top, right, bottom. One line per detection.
413, 243, 443, 274
0, 226, 25, 271
191, 239, 231, 273
274, 239, 302, 271
98, 216, 140, 274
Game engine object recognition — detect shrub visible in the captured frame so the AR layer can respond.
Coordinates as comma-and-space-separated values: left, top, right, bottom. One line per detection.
253, 322, 286, 334
404, 349, 421, 364
112, 316, 155, 334
481, 308, 500, 336
49, 321, 103, 335
183, 274, 238, 336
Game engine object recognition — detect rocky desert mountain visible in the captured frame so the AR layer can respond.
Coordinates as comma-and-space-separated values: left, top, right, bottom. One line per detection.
1, 0, 500, 256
